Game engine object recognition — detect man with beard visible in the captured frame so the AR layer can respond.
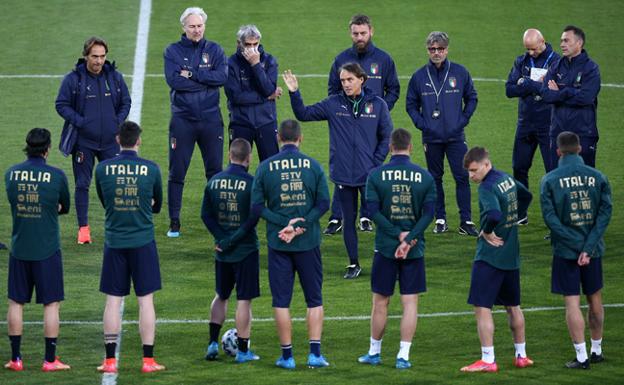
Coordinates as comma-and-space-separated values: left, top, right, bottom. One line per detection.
324, 14, 400, 236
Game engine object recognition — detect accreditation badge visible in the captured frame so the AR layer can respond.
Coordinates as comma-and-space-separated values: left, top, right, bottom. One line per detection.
432, 109, 441, 119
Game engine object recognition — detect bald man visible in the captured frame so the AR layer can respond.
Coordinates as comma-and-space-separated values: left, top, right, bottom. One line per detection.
505, 29, 559, 224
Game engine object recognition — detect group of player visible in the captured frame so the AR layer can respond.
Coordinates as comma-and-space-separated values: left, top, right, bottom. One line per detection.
3, 5, 612, 376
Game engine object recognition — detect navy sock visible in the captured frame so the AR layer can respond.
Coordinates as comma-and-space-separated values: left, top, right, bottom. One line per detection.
143, 344, 154, 358
310, 340, 321, 357
105, 343, 117, 359
281, 344, 293, 360
9, 335, 21, 361
209, 322, 222, 344
44, 337, 57, 363
237, 337, 249, 353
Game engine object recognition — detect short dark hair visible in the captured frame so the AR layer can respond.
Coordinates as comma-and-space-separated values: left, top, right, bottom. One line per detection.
557, 131, 581, 155
564, 25, 585, 47
118, 121, 142, 147
391, 128, 412, 151
279, 119, 302, 142
349, 14, 371, 28
83, 36, 109, 56
463, 146, 489, 168
24, 128, 51, 157
229, 138, 251, 162
339, 62, 368, 83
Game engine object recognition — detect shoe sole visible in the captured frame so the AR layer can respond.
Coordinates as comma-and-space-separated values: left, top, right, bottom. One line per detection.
323, 226, 343, 235
458, 229, 477, 236
167, 232, 180, 238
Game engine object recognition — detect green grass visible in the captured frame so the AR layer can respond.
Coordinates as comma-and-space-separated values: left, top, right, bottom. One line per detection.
0, 0, 623, 383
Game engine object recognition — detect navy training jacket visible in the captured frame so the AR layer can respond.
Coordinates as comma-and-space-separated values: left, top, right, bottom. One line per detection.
55, 59, 131, 150
406, 60, 478, 143
540, 50, 600, 138
505, 43, 559, 136
289, 86, 392, 187
224, 45, 278, 129
328, 42, 400, 111
164, 34, 228, 121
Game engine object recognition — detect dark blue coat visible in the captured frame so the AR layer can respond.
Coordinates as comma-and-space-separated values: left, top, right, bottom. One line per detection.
55, 60, 131, 151
505, 43, 559, 136
328, 42, 400, 111
540, 50, 600, 138
224, 45, 278, 128
406, 60, 478, 143
164, 34, 228, 121
289, 87, 393, 186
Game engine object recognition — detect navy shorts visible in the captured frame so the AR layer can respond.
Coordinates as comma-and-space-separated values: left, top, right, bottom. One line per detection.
468, 260, 520, 308
215, 251, 260, 301
371, 252, 426, 296
8, 250, 64, 305
100, 240, 162, 297
551, 256, 603, 296
268, 247, 323, 308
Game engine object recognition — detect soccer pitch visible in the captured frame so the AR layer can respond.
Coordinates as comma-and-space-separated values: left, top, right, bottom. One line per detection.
1, 0, 623, 383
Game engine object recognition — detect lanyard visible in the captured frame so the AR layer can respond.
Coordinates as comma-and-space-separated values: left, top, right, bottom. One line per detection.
426, 61, 451, 107
530, 51, 554, 69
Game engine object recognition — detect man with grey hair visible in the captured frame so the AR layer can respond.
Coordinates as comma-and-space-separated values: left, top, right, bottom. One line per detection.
225, 24, 282, 162
406, 31, 478, 237
164, 7, 228, 238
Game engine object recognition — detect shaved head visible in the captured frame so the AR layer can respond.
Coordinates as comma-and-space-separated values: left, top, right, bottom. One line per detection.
523, 28, 546, 58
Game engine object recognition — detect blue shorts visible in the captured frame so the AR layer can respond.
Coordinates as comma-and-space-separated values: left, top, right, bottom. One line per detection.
8, 250, 64, 305
100, 240, 162, 297
268, 247, 323, 308
551, 256, 603, 296
371, 252, 426, 296
468, 260, 520, 308
215, 251, 260, 301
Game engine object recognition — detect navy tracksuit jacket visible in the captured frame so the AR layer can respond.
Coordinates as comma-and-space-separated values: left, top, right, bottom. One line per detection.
164, 34, 228, 220
505, 43, 559, 187
289, 87, 392, 262
541, 49, 601, 169
55, 59, 131, 227
406, 59, 478, 222
225, 45, 279, 161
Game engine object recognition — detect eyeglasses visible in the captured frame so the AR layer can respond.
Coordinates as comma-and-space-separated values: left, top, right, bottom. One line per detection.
427, 46, 446, 53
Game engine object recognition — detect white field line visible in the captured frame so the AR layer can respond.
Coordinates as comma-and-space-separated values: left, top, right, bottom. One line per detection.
1, 73, 623, 88
7, 303, 622, 326
101, 1, 151, 384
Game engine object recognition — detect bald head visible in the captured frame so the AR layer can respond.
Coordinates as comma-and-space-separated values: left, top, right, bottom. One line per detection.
523, 28, 546, 58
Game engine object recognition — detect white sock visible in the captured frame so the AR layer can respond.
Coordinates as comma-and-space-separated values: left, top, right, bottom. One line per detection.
397, 341, 412, 361
574, 342, 588, 362
591, 339, 602, 355
481, 346, 495, 364
514, 342, 526, 358
368, 337, 382, 356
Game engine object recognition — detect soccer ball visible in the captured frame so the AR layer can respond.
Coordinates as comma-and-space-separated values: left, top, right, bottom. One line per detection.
221, 328, 238, 357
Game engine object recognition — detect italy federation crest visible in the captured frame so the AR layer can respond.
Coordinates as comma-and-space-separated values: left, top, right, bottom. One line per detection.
202, 53, 209, 64
370, 63, 379, 75
576, 72, 583, 83
364, 102, 373, 114
448, 77, 457, 88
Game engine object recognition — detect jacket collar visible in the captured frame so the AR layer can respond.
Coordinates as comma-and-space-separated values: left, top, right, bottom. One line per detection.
350, 41, 376, 57
26, 156, 46, 165
389, 154, 411, 164
226, 163, 249, 175
280, 144, 300, 153
558, 153, 585, 167
180, 33, 205, 47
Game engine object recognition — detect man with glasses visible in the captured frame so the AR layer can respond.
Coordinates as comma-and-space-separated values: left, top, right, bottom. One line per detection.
505, 29, 559, 224
406, 31, 478, 236
541, 25, 601, 170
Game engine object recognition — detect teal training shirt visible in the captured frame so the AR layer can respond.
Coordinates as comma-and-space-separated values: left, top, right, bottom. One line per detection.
540, 154, 612, 259
366, 155, 436, 259
5, 157, 70, 261
95, 150, 163, 248
475, 168, 532, 270
251, 144, 330, 252
201, 164, 259, 263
